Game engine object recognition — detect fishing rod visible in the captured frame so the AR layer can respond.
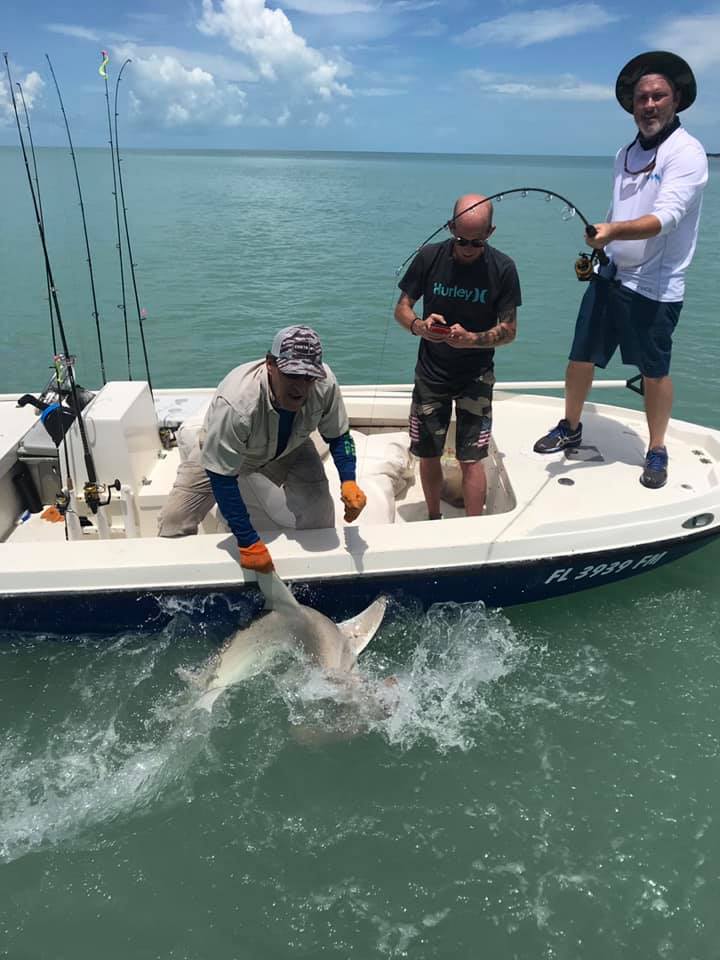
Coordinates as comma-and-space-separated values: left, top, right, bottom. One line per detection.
397, 187, 609, 280
45, 54, 107, 385
114, 57, 153, 395
4, 52, 112, 515
16, 81, 77, 539
100, 50, 132, 378
15, 80, 57, 356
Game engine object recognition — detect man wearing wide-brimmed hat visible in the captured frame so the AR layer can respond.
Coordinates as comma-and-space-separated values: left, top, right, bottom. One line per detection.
534, 51, 708, 489
159, 325, 367, 574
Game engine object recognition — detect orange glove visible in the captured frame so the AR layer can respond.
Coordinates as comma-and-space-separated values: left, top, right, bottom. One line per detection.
239, 540, 274, 574
341, 480, 367, 523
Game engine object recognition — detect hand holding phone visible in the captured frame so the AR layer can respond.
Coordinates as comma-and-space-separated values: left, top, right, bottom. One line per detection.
428, 322, 451, 336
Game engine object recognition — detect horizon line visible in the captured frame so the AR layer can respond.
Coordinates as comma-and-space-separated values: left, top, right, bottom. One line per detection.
0, 143, 618, 159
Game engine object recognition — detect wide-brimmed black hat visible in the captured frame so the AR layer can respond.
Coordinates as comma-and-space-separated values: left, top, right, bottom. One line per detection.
615, 51, 696, 113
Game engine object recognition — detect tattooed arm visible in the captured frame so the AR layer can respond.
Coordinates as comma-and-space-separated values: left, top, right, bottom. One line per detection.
394, 292, 455, 343
446, 307, 518, 349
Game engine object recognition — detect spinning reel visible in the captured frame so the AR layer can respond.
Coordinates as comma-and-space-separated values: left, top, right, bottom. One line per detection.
575, 249, 606, 282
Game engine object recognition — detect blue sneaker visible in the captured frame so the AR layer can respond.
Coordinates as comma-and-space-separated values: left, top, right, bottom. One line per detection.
640, 446, 668, 489
533, 418, 583, 454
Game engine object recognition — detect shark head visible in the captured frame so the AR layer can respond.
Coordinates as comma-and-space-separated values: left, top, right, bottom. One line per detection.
192, 573, 388, 713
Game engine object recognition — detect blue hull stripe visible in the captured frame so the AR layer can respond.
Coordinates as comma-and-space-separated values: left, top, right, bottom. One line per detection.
1, 528, 717, 635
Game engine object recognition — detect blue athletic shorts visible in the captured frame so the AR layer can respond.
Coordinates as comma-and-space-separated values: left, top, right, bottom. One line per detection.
569, 277, 682, 378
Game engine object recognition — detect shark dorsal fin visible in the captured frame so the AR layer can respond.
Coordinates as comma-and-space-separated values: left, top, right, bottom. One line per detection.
256, 570, 302, 613
337, 597, 388, 656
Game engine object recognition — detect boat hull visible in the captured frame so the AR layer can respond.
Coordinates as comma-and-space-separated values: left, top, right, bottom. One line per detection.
3, 384, 719, 636
1, 527, 715, 635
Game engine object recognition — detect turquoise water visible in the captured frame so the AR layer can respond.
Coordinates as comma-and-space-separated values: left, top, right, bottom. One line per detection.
1, 148, 719, 958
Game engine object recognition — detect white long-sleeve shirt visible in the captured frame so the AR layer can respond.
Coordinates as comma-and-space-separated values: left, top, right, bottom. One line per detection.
605, 126, 708, 302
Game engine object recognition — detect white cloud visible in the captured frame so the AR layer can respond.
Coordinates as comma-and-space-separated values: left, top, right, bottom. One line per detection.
44, 25, 258, 87
357, 86, 407, 95
647, 13, 720, 71
315, 110, 330, 125
198, 0, 352, 99
114, 53, 247, 128
280, 0, 376, 12
391, 0, 440, 10
46, 23, 101, 41
126, 12, 170, 25
413, 18, 446, 37
463, 68, 613, 101
0, 71, 45, 127
111, 43, 257, 83
459, 4, 621, 47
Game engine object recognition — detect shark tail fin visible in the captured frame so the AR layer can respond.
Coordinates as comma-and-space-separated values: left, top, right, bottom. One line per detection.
338, 596, 388, 656
193, 686, 225, 713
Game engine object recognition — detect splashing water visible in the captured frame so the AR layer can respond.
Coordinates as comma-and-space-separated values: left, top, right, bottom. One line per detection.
0, 599, 523, 863
273, 599, 524, 752
0, 621, 222, 865
374, 600, 525, 751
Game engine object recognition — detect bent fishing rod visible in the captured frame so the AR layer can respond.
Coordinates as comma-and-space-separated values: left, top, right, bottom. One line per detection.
45, 54, 107, 385
114, 57, 153, 395
4, 53, 109, 514
397, 187, 609, 279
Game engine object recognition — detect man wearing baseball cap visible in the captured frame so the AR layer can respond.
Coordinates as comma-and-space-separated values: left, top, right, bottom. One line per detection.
534, 51, 708, 489
159, 325, 367, 574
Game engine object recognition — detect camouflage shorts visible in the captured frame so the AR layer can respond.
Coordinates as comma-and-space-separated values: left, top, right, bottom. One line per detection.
409, 369, 495, 461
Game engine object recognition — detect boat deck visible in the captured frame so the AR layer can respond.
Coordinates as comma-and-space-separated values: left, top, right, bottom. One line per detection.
1, 386, 719, 609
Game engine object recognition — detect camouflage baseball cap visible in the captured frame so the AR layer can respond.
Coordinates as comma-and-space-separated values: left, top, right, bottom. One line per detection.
270, 325, 326, 380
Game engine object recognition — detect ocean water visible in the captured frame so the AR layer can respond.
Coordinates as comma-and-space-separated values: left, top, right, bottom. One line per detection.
1, 147, 719, 958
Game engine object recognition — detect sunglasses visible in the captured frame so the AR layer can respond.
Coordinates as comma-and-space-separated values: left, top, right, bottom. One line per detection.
280, 371, 315, 382
451, 235, 486, 248
623, 142, 657, 177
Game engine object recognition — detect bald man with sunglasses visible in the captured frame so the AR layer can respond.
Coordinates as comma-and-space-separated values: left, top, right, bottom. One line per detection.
395, 193, 521, 519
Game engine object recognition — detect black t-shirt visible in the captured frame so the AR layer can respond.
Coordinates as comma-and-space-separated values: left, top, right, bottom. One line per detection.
399, 240, 522, 388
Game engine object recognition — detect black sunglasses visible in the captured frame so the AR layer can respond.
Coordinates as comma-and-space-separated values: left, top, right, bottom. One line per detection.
451, 235, 486, 248
280, 371, 315, 382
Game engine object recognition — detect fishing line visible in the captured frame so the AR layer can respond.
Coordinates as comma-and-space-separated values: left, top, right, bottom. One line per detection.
15, 81, 57, 356
114, 58, 153, 396
4, 53, 98, 494
46, 54, 107, 385
100, 50, 132, 379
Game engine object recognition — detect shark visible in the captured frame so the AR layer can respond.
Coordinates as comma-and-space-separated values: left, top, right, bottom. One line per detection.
192, 572, 388, 713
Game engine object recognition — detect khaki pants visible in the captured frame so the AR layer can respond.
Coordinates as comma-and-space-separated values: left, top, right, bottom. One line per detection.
158, 439, 334, 537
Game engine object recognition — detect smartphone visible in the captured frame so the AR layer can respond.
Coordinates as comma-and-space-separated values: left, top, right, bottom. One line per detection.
428, 323, 451, 336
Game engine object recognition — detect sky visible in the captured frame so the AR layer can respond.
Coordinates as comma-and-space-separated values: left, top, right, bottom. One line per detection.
1, 0, 719, 154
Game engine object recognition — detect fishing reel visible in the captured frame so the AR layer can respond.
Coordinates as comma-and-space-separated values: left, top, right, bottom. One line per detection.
576, 223, 610, 280
51, 490, 71, 518
574, 249, 608, 282
84, 479, 121, 514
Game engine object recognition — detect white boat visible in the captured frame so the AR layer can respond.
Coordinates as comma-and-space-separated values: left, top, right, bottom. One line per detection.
1, 377, 718, 632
